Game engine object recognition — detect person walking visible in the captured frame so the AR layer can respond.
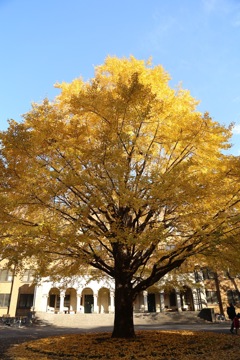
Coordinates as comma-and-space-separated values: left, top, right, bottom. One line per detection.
227, 303, 236, 334
233, 314, 240, 334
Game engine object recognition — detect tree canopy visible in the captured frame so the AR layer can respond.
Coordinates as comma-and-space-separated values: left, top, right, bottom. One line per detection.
1, 56, 240, 337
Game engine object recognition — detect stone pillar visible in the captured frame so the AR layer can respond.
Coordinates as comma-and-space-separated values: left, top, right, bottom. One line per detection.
59, 291, 65, 313
143, 291, 148, 312
42, 294, 49, 312
77, 291, 83, 313
176, 291, 182, 312
191, 289, 197, 311
109, 290, 115, 313
32, 283, 41, 312
93, 292, 98, 313
159, 292, 165, 312
181, 293, 188, 310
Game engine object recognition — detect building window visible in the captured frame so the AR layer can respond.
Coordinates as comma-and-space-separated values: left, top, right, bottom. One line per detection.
206, 291, 218, 304
194, 270, 203, 283
21, 270, 34, 282
227, 290, 240, 304
18, 294, 34, 309
0, 293, 10, 307
202, 268, 215, 280
0, 269, 13, 282
49, 294, 60, 309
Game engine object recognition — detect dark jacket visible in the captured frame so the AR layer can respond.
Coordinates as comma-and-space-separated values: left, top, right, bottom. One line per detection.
227, 304, 236, 320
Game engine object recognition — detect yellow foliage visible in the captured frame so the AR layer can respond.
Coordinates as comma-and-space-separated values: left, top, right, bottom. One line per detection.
0, 55, 239, 298
6, 330, 240, 360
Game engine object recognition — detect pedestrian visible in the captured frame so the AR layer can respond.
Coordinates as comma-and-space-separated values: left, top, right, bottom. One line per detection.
233, 314, 240, 334
227, 303, 236, 334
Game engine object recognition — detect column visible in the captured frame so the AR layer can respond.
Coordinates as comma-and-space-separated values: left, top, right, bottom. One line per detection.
77, 291, 83, 313
143, 291, 148, 312
176, 291, 182, 312
32, 283, 41, 312
42, 294, 49, 312
159, 292, 165, 312
109, 290, 115, 313
59, 291, 65, 313
93, 292, 98, 313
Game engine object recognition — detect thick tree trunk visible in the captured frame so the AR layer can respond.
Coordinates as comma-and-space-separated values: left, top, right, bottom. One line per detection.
111, 278, 135, 338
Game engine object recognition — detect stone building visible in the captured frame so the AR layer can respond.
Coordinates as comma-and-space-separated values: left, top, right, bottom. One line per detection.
1, 260, 239, 319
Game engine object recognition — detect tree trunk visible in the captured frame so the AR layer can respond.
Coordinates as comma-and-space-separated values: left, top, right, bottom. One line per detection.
111, 278, 135, 338
214, 272, 224, 315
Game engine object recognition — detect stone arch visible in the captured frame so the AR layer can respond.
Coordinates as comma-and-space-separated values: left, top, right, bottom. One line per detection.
98, 287, 110, 313
82, 287, 94, 313
65, 287, 77, 313
147, 286, 160, 313
16, 283, 35, 316
48, 287, 60, 312
163, 288, 178, 311
180, 286, 194, 311
134, 292, 144, 312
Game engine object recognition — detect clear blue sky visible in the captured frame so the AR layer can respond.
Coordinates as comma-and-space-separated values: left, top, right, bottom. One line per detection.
1, 0, 240, 154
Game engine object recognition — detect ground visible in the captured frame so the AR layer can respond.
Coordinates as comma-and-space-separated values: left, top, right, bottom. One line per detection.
4, 330, 240, 359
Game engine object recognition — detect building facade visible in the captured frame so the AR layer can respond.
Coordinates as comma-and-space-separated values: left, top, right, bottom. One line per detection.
1, 261, 240, 318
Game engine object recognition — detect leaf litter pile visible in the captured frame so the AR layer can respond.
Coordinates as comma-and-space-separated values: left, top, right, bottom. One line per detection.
6, 330, 239, 359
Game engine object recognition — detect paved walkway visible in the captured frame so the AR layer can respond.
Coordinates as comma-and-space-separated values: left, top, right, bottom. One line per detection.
0, 313, 232, 359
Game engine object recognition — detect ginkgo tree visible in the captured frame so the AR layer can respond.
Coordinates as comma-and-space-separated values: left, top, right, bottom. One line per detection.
1, 56, 240, 338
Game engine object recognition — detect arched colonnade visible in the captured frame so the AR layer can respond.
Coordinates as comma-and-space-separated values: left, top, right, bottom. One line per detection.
39, 284, 198, 314
46, 286, 115, 314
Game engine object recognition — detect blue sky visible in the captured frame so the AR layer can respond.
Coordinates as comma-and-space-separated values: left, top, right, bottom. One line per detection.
0, 0, 240, 154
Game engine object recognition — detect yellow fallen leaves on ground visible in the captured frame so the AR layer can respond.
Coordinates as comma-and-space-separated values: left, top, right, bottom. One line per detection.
6, 330, 240, 360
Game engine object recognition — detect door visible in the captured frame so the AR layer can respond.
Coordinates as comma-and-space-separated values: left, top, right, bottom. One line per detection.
147, 293, 156, 312
84, 294, 93, 313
